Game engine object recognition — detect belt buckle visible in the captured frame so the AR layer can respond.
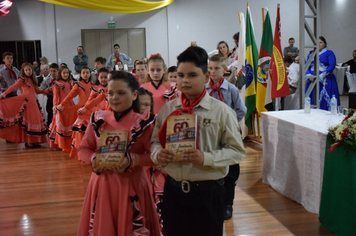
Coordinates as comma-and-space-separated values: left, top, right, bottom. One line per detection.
181, 180, 190, 193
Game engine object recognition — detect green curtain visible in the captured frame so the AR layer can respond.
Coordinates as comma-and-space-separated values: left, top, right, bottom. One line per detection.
319, 136, 356, 236
39, 0, 174, 13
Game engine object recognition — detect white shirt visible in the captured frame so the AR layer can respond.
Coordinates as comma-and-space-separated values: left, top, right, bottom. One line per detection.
287, 62, 300, 88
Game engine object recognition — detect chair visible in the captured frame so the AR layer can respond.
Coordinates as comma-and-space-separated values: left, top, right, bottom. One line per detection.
346, 72, 356, 93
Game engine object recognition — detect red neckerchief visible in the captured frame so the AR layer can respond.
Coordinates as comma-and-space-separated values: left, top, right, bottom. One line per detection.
158, 87, 206, 149
6, 65, 17, 80
115, 53, 121, 64
209, 78, 224, 102
49, 77, 56, 86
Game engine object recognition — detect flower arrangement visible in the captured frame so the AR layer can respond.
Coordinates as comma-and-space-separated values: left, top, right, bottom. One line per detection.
328, 108, 356, 152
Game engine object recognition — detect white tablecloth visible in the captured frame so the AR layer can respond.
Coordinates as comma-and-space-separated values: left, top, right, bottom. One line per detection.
261, 109, 344, 213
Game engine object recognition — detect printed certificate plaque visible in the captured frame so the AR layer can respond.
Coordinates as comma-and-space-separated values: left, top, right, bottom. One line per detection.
96, 130, 128, 168
165, 114, 197, 160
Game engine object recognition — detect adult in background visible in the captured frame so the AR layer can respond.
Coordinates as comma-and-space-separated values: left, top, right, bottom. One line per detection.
305, 36, 340, 111
106, 44, 131, 72
40, 57, 49, 66
33, 61, 41, 76
342, 50, 356, 93
73, 46, 88, 74
283, 37, 298, 60
217, 41, 236, 84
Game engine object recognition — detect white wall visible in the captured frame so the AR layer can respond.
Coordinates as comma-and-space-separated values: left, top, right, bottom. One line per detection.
320, 0, 356, 63
0, 0, 354, 68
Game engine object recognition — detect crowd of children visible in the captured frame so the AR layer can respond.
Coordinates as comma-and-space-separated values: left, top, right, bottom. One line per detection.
0, 46, 246, 236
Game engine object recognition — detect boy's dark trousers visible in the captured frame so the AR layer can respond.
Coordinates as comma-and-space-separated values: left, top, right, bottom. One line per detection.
162, 176, 225, 236
224, 164, 240, 206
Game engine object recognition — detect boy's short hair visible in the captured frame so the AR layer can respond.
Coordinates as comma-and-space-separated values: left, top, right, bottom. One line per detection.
289, 37, 295, 42
49, 63, 59, 70
114, 44, 120, 48
167, 66, 177, 73
284, 55, 293, 64
209, 54, 227, 68
94, 56, 106, 64
177, 46, 208, 74
2, 52, 13, 59
98, 67, 109, 74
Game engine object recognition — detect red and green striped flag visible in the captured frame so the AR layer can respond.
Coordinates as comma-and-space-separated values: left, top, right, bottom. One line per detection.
256, 9, 273, 114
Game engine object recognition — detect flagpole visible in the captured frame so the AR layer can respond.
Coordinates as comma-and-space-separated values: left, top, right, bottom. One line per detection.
261, 8, 265, 32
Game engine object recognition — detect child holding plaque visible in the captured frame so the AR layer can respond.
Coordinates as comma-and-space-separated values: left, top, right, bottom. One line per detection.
150, 46, 246, 236
77, 71, 160, 236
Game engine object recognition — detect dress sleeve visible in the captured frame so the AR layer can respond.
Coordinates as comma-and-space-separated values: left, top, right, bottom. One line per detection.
135, 123, 156, 166
60, 83, 79, 107
325, 50, 337, 74
84, 92, 106, 111
77, 121, 98, 164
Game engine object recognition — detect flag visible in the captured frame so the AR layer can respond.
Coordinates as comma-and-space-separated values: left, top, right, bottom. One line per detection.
270, 4, 290, 99
256, 9, 273, 114
236, 12, 245, 91
236, 12, 248, 139
244, 5, 258, 130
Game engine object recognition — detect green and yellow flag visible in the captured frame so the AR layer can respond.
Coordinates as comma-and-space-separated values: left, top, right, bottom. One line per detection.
244, 5, 258, 130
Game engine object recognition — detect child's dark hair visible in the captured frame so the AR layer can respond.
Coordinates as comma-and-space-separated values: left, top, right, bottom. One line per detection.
20, 62, 38, 88
49, 63, 59, 70
177, 46, 208, 74
2, 51, 13, 59
57, 65, 72, 82
138, 87, 154, 114
167, 66, 177, 73
109, 71, 140, 113
95, 67, 109, 85
79, 66, 91, 81
209, 54, 227, 68
94, 57, 106, 65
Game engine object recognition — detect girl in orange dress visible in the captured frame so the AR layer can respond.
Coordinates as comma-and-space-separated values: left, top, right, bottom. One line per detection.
0, 62, 49, 147
54, 66, 93, 153
141, 54, 178, 114
71, 68, 109, 159
77, 71, 160, 236
48, 66, 74, 149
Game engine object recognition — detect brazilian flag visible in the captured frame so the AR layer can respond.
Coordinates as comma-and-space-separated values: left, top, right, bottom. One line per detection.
244, 6, 259, 130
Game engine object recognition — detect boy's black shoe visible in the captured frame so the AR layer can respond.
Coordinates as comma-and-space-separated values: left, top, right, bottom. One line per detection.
224, 205, 233, 220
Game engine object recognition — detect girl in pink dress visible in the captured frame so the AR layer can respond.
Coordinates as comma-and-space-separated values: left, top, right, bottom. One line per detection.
71, 68, 109, 159
77, 71, 160, 236
48, 66, 74, 149
54, 67, 93, 153
0, 62, 49, 147
138, 87, 166, 234
141, 54, 178, 114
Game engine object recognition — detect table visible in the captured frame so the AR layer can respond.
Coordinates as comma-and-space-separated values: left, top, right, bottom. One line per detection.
261, 109, 344, 213
334, 66, 346, 95
319, 136, 356, 235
